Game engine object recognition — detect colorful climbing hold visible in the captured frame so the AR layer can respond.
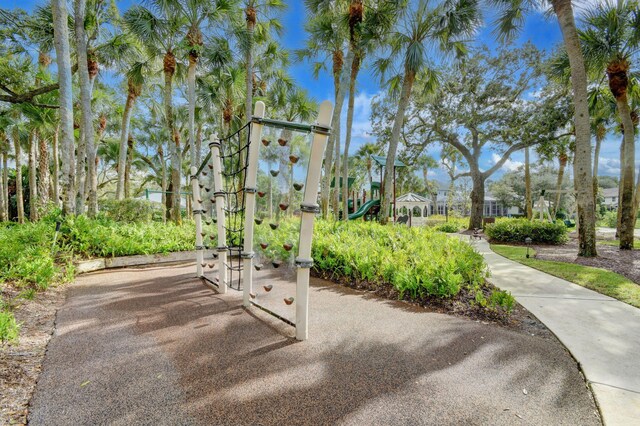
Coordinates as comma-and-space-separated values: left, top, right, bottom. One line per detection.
293, 183, 304, 191
272, 260, 282, 268
255, 218, 263, 225
284, 297, 294, 305
262, 138, 270, 146
263, 285, 273, 292
270, 170, 279, 177
254, 264, 263, 271
283, 243, 293, 251
289, 155, 299, 164
278, 138, 287, 147
260, 243, 269, 249
279, 203, 289, 211
269, 223, 279, 230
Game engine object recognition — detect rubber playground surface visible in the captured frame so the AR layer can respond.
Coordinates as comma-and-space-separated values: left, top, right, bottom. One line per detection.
29, 263, 599, 425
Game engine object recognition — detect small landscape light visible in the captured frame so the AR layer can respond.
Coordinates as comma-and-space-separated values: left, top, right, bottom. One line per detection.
525, 237, 532, 258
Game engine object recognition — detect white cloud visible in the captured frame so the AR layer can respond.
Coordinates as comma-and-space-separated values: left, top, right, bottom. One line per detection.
598, 157, 621, 175
491, 153, 523, 172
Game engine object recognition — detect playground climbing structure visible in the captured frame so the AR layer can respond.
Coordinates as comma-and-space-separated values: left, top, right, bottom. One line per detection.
190, 101, 333, 340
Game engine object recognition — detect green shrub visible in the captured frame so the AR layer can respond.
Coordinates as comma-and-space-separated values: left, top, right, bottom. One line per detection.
0, 310, 20, 343
598, 211, 617, 228
485, 218, 568, 245
59, 216, 196, 257
256, 220, 490, 301
99, 199, 164, 223
435, 222, 462, 233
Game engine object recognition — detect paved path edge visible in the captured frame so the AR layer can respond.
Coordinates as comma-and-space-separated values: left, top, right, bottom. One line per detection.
482, 239, 640, 426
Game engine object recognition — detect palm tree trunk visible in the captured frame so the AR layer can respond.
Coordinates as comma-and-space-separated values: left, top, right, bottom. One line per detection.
615, 94, 635, 249
52, 0, 75, 216
125, 134, 133, 199
188, 55, 197, 167
320, 50, 346, 218
0, 138, 5, 222
2, 148, 7, 220
525, 146, 532, 219
75, 0, 96, 217
381, 67, 414, 225
37, 132, 49, 208
553, 154, 567, 218
52, 127, 60, 207
195, 122, 202, 166
245, 6, 256, 122
14, 130, 24, 223
163, 51, 181, 224
116, 90, 136, 200
28, 132, 38, 221
160, 146, 167, 223
552, 0, 597, 257
342, 55, 360, 221
593, 133, 603, 209
76, 126, 86, 214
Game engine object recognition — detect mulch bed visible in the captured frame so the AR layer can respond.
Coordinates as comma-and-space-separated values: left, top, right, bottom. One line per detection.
534, 236, 640, 284
0, 285, 66, 426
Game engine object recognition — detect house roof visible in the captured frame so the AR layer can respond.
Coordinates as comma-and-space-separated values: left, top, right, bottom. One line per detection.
396, 192, 429, 203
602, 187, 618, 197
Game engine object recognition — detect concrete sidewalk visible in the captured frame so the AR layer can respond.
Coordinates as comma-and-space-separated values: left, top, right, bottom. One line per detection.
470, 237, 640, 425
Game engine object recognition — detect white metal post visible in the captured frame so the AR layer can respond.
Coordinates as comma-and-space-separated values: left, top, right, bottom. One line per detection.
209, 133, 227, 294
295, 100, 333, 341
242, 101, 266, 307
191, 166, 204, 277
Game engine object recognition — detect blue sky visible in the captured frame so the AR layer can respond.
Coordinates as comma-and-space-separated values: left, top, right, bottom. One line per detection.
4, 0, 633, 181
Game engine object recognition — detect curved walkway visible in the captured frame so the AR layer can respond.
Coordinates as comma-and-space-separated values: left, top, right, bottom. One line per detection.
473, 237, 640, 425
29, 263, 598, 425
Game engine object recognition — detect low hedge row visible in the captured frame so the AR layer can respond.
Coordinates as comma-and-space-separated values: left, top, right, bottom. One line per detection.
484, 218, 568, 245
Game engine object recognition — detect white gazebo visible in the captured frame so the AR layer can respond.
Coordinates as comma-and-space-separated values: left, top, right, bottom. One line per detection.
395, 192, 430, 226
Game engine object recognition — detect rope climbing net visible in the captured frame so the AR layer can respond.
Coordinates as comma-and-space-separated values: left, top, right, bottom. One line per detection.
190, 101, 333, 341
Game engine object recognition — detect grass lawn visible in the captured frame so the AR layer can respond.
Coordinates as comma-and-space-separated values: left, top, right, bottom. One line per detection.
598, 239, 640, 249
490, 244, 640, 309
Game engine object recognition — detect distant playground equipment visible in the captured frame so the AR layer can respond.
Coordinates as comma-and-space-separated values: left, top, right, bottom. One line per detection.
346, 155, 406, 222
536, 189, 576, 227
190, 100, 333, 341
395, 192, 430, 226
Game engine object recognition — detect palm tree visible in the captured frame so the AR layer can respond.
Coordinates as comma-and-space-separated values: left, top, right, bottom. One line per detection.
116, 60, 146, 200
375, 0, 480, 224
51, 0, 76, 216
341, 0, 400, 221
354, 142, 378, 192
124, 2, 186, 223
492, 0, 597, 256
580, 0, 640, 250
74, 0, 98, 216
298, 2, 349, 218
242, 0, 285, 122
588, 84, 615, 208
176, 0, 233, 169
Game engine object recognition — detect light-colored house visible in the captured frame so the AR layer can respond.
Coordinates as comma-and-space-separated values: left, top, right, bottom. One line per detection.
395, 182, 521, 220
601, 187, 618, 210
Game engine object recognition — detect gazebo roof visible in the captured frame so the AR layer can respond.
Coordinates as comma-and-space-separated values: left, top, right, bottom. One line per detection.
396, 192, 429, 203
371, 155, 406, 168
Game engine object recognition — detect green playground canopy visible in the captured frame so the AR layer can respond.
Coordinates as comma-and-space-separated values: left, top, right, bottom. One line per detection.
371, 155, 407, 168
330, 176, 356, 189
